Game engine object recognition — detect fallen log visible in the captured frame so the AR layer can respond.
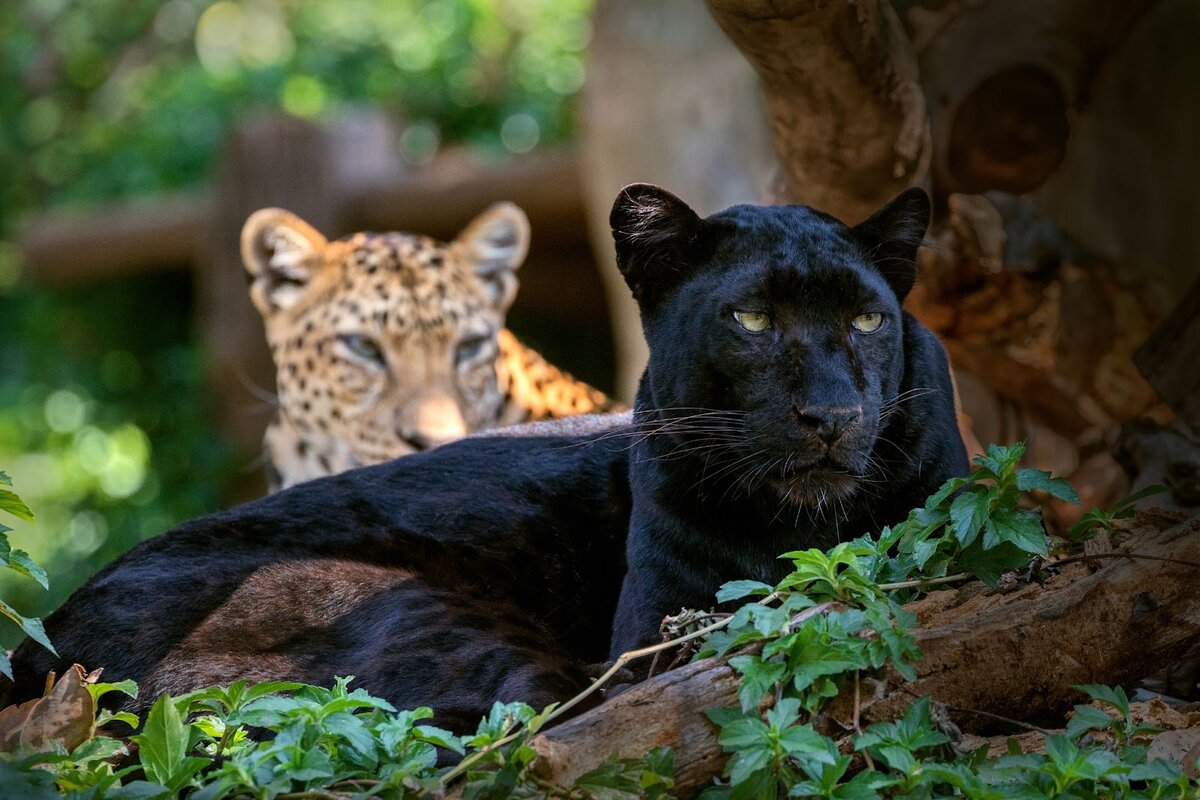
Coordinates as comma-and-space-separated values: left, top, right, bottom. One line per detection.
528, 510, 1200, 797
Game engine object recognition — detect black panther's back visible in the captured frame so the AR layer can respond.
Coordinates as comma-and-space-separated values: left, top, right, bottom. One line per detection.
6, 426, 631, 731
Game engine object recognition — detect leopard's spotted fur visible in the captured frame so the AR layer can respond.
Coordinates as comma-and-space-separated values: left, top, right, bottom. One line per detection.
242, 204, 620, 491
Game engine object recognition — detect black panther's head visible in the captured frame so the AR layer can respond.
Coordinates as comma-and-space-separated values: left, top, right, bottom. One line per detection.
610, 184, 931, 510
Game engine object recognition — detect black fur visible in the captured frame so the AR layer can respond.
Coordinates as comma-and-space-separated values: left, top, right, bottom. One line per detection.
6, 433, 631, 732
607, 185, 968, 655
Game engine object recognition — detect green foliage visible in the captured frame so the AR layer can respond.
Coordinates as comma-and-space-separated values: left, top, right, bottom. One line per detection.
0, 275, 237, 646
846, 442, 1078, 591
1, 675, 674, 799
1068, 485, 1169, 542
699, 443, 1194, 799
0, 470, 54, 678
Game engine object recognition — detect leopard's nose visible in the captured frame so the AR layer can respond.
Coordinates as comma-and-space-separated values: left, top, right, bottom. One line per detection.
794, 405, 861, 444
403, 432, 455, 451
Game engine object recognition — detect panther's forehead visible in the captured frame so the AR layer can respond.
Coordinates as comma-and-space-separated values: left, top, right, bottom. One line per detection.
310, 232, 493, 336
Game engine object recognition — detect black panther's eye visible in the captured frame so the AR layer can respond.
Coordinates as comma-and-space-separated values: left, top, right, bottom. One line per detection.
339, 334, 385, 364
456, 334, 492, 365
733, 310, 771, 333
852, 312, 884, 333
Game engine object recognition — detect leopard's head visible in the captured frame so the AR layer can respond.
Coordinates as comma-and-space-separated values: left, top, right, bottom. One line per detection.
242, 204, 529, 486
610, 184, 933, 508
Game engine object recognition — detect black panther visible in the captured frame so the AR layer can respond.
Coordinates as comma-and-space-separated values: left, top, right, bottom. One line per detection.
606, 184, 967, 655
4, 186, 965, 729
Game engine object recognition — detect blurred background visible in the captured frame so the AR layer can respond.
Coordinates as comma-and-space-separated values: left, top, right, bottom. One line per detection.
0, 0, 602, 638
1, 0, 1197, 645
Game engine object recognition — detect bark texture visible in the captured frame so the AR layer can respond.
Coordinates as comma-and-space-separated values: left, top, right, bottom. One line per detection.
706, 0, 930, 223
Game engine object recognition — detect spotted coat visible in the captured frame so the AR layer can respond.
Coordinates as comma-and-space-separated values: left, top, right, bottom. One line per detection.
241, 203, 621, 491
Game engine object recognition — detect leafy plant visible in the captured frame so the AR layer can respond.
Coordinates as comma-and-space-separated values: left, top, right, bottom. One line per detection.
825, 442, 1077, 594
1069, 484, 1169, 542
697, 444, 1193, 799
0, 469, 55, 678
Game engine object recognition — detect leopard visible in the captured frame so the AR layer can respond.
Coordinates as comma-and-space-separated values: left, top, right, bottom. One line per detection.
241, 202, 621, 490
6, 185, 966, 735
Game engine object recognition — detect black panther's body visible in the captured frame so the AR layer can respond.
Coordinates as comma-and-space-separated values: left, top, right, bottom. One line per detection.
6, 186, 966, 730
6, 432, 632, 732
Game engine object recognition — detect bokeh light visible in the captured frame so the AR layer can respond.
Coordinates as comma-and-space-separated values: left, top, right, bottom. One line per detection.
0, 0, 596, 644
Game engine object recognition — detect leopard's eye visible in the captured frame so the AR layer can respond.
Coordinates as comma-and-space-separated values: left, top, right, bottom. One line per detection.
733, 310, 771, 333
852, 312, 884, 333
340, 334, 385, 364
456, 335, 492, 365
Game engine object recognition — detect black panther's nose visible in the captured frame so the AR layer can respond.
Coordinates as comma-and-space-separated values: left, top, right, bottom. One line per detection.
794, 405, 862, 444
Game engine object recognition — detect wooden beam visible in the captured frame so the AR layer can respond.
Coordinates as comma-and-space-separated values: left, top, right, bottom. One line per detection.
19, 192, 211, 284
17, 149, 590, 286
346, 149, 587, 247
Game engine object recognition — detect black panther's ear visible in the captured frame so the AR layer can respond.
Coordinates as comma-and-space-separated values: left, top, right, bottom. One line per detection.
851, 187, 931, 302
609, 183, 702, 306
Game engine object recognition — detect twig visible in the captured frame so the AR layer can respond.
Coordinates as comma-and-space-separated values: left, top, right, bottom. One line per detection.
896, 686, 1052, 735
428, 592, 787, 795
853, 671, 876, 771
878, 572, 973, 591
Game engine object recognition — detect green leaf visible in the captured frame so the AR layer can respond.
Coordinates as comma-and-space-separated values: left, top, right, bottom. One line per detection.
0, 759, 60, 800
1015, 468, 1080, 503
778, 724, 829, 760
728, 655, 786, 713
925, 476, 968, 510
956, 540, 1030, 587
0, 488, 35, 522
1110, 484, 1169, 513
716, 580, 773, 604
1129, 758, 1185, 782
715, 714, 771, 750
983, 506, 1048, 556
132, 694, 207, 790
88, 678, 139, 705
970, 443, 1024, 483
949, 488, 992, 548
1065, 705, 1116, 740
1069, 508, 1110, 540
4, 549, 49, 589
1074, 684, 1129, 717
0, 599, 56, 656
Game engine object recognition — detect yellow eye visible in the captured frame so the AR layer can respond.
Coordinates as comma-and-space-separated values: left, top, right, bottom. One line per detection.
852, 312, 884, 333
734, 310, 771, 333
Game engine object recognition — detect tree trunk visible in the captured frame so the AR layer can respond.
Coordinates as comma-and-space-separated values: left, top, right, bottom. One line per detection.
529, 510, 1199, 797
705, 0, 929, 223
580, 0, 777, 400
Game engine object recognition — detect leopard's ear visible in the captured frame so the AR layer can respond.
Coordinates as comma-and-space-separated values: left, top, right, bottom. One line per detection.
241, 208, 328, 315
454, 202, 530, 312
609, 183, 702, 307
851, 187, 931, 303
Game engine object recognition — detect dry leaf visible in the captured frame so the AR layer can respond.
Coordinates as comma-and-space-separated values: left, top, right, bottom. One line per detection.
0, 664, 95, 752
